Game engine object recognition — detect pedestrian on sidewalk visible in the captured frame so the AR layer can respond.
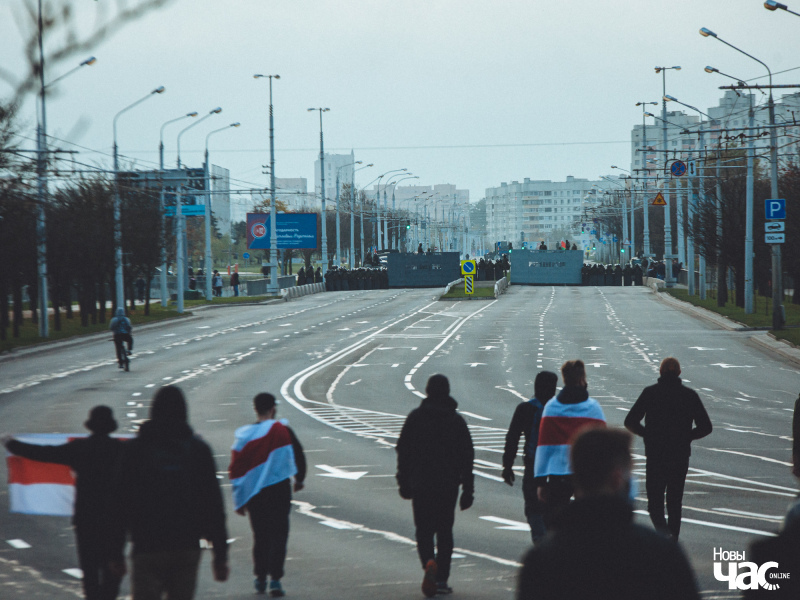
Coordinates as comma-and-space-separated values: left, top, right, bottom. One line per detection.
212, 271, 223, 297
502, 371, 558, 545
533, 360, 606, 526
111, 386, 229, 599
230, 271, 240, 297
396, 374, 474, 597
3, 406, 125, 600
624, 357, 712, 540
229, 393, 306, 597
518, 428, 700, 600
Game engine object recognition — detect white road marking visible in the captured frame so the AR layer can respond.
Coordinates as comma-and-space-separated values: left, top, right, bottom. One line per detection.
714, 508, 784, 521
459, 411, 492, 421
197, 326, 210, 329
689, 347, 725, 351
711, 363, 756, 369
63, 568, 84, 578
466, 363, 486, 367
162, 333, 176, 337
132, 392, 141, 397
316, 464, 368, 480
633, 511, 775, 537
707, 448, 793, 466
294, 500, 521, 567
145, 384, 156, 388
6, 539, 31, 549
584, 346, 601, 350
480, 516, 529, 531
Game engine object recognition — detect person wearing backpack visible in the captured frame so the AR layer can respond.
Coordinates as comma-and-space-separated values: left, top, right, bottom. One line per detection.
109, 308, 133, 369
502, 371, 558, 545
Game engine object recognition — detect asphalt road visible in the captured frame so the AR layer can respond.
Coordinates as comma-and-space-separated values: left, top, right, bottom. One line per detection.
1, 285, 798, 599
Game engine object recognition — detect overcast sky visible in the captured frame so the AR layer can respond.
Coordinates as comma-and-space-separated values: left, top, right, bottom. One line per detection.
3, 0, 800, 219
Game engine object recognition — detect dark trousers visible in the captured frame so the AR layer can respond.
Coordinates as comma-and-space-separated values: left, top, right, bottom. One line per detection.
411, 487, 459, 584
646, 455, 690, 539
75, 527, 122, 600
113, 333, 132, 364
522, 469, 546, 544
247, 480, 291, 581
540, 477, 574, 529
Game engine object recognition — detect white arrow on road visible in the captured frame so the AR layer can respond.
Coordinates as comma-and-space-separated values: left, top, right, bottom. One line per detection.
689, 347, 725, 351
316, 465, 368, 480
480, 516, 530, 531
586, 362, 607, 368
584, 346, 601, 351
710, 363, 756, 369
465, 363, 487, 367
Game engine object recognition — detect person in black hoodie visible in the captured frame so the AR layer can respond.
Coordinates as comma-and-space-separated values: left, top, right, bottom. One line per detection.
518, 428, 700, 600
3, 406, 124, 600
111, 386, 228, 599
396, 374, 474, 597
624, 357, 712, 540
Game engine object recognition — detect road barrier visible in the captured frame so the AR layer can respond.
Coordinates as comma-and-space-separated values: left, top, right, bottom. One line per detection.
281, 282, 326, 301
387, 252, 461, 287
510, 249, 583, 285
494, 276, 509, 297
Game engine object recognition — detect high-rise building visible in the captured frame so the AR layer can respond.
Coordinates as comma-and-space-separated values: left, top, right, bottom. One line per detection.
485, 176, 606, 250
314, 151, 356, 204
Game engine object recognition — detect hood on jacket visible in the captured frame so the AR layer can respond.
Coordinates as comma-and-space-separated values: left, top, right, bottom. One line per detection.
115, 308, 125, 318
138, 419, 194, 443
657, 374, 682, 386
420, 395, 459, 414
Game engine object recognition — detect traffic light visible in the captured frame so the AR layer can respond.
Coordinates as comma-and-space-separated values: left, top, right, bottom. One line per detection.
621, 248, 625, 253
406, 222, 411, 230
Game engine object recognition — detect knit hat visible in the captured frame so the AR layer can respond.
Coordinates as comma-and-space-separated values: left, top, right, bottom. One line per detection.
425, 374, 450, 399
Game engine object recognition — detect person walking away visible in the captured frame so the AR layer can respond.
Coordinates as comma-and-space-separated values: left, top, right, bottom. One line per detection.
3, 406, 125, 600
230, 271, 240, 297
136, 277, 146, 302
296, 266, 306, 286
396, 374, 474, 597
518, 428, 700, 600
534, 359, 606, 526
624, 357, 712, 540
109, 308, 133, 369
502, 371, 558, 544
229, 394, 305, 597
110, 386, 229, 599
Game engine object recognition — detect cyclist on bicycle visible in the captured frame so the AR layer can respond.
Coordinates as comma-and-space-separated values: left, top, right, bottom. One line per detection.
109, 308, 133, 369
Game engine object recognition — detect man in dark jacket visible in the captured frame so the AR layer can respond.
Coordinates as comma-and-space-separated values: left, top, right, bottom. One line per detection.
518, 428, 700, 600
3, 406, 124, 600
502, 371, 558, 544
111, 386, 228, 599
396, 374, 474, 597
624, 357, 712, 540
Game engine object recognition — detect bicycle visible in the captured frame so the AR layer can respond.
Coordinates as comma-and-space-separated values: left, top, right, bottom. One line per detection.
113, 333, 132, 372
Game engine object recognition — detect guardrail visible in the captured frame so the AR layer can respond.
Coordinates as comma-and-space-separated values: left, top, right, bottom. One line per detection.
443, 278, 464, 295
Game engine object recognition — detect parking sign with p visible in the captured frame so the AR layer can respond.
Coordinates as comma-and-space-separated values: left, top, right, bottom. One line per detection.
765, 199, 786, 220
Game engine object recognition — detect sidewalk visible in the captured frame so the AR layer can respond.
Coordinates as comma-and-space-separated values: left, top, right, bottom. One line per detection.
651, 284, 800, 367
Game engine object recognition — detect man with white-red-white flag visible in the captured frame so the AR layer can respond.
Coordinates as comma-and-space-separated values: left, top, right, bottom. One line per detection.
533, 359, 607, 526
229, 393, 306, 597
3, 406, 125, 600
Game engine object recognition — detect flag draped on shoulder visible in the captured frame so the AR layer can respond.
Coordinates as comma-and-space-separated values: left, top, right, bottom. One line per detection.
229, 419, 297, 510
534, 399, 606, 479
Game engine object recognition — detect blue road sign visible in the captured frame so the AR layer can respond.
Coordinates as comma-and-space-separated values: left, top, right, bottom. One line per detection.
242, 252, 250, 259
164, 205, 205, 217
670, 161, 687, 177
765, 199, 786, 220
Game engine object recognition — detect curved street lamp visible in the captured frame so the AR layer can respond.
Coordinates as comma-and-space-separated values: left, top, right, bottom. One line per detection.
173, 107, 222, 312
204, 122, 241, 300
700, 26, 783, 328
308, 108, 330, 272
349, 163, 373, 268
112, 85, 166, 311
764, 0, 800, 17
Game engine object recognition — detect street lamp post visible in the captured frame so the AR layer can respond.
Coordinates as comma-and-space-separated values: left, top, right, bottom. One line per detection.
335, 161, 362, 266
655, 65, 681, 286
174, 107, 222, 313
254, 74, 280, 293
34, 53, 96, 337
700, 27, 783, 327
348, 163, 372, 269
205, 123, 240, 300
389, 175, 419, 249
374, 168, 407, 251
635, 101, 658, 258
159, 111, 198, 307
765, 0, 800, 16
113, 86, 166, 311
309, 108, 330, 273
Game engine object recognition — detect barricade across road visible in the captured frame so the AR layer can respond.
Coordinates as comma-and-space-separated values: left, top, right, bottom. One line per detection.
510, 249, 583, 285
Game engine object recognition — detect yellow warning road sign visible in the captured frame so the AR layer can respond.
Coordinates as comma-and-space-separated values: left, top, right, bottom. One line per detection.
652, 192, 666, 206
464, 275, 474, 294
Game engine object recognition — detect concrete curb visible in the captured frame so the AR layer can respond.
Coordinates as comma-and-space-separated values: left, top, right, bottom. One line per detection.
750, 333, 800, 367
651, 287, 800, 365
280, 282, 326, 301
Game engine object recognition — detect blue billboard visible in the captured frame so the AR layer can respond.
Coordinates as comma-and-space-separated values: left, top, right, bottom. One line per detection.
246, 213, 318, 250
